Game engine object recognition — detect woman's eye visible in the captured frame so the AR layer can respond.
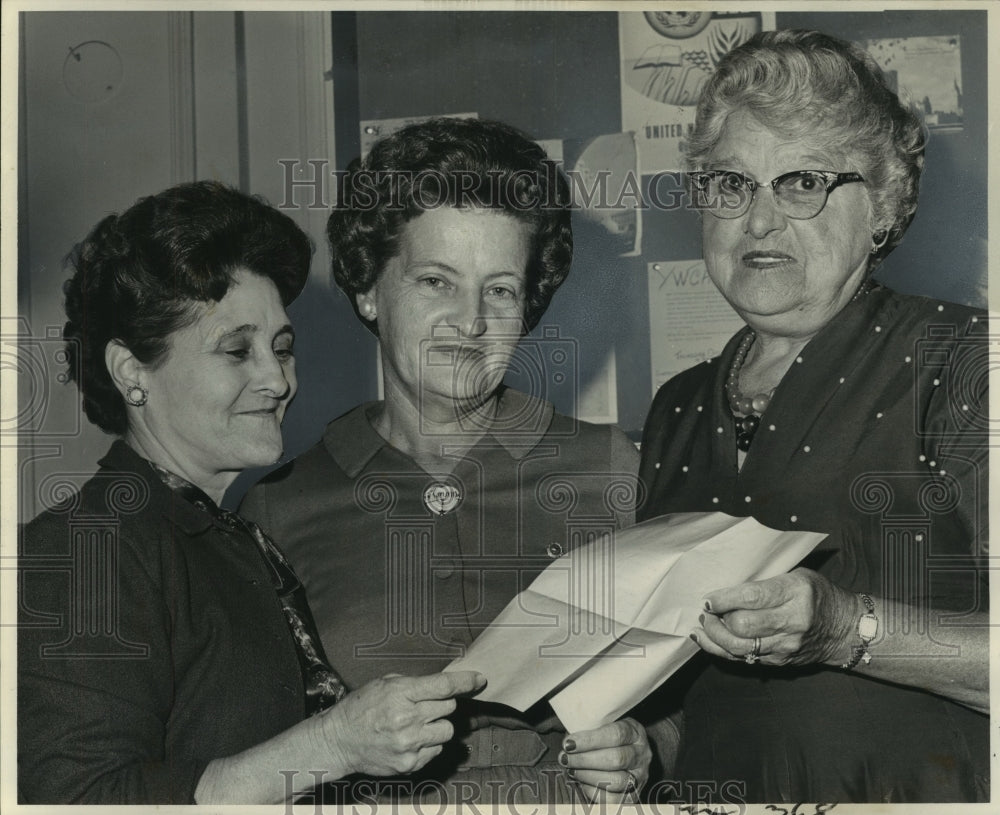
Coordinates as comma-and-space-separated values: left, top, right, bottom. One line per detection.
488, 286, 516, 299
719, 173, 745, 193
792, 174, 820, 191
420, 276, 446, 289
274, 347, 294, 361
225, 348, 250, 360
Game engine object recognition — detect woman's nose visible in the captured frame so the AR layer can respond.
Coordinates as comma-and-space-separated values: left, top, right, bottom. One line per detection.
254, 352, 293, 398
744, 185, 787, 239
454, 293, 488, 338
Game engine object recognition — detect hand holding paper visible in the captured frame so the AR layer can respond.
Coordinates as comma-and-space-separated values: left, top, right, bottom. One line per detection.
695, 566, 863, 668
447, 512, 826, 732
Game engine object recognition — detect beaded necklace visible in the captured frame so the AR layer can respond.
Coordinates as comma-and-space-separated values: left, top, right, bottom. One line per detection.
726, 278, 876, 452
725, 331, 773, 452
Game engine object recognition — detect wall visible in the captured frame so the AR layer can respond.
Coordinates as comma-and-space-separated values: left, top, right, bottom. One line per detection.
347, 9, 989, 436
15, 9, 991, 520
16, 11, 340, 519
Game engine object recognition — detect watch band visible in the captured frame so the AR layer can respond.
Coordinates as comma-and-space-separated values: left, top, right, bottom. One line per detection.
841, 593, 877, 670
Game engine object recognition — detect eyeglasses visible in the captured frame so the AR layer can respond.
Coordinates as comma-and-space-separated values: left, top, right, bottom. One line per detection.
689, 170, 865, 220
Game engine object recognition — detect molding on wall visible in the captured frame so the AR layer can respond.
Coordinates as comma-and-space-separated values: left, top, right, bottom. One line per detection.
167, 11, 195, 184
244, 11, 335, 282
295, 11, 337, 283
191, 12, 239, 184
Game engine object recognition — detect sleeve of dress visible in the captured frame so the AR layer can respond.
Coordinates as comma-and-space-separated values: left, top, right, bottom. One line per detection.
18, 516, 208, 804
608, 425, 641, 530
919, 312, 989, 609
636, 376, 682, 522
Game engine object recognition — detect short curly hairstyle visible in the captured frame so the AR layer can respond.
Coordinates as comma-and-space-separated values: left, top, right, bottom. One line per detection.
327, 117, 573, 334
63, 180, 313, 435
686, 29, 926, 266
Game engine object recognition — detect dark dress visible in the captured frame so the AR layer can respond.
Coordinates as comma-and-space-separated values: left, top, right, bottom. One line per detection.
17, 441, 332, 803
638, 286, 989, 803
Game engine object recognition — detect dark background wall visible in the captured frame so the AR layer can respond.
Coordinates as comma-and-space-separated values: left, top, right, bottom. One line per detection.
317, 9, 987, 444
17, 10, 988, 513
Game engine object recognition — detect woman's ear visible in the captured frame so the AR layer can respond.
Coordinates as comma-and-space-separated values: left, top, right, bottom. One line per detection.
356, 290, 377, 322
104, 339, 143, 397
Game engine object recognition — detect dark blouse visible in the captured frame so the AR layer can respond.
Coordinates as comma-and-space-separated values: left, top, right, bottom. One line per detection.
18, 442, 315, 803
638, 286, 988, 803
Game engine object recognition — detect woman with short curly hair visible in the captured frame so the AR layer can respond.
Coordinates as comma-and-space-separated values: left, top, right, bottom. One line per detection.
19, 180, 483, 804
243, 118, 653, 806
640, 29, 988, 803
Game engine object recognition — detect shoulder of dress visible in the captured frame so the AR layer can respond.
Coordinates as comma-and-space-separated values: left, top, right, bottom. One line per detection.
267, 436, 335, 480
876, 288, 985, 332
650, 361, 717, 414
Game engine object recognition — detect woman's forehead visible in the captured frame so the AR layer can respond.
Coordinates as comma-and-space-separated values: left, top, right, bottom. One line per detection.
710, 110, 856, 170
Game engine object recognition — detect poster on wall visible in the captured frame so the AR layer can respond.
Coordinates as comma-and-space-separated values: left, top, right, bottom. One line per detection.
619, 11, 762, 174
647, 259, 745, 395
540, 132, 641, 258
861, 35, 963, 130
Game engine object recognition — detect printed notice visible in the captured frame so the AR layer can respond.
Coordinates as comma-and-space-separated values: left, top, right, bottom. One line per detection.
648, 259, 744, 395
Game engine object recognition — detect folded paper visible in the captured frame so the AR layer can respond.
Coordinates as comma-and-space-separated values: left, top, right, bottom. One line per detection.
447, 512, 826, 732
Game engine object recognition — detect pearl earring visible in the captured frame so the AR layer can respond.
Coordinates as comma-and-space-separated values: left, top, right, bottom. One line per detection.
125, 384, 148, 406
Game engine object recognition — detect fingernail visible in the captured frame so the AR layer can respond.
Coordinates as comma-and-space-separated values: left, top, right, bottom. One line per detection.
558, 751, 569, 766
567, 769, 577, 780
704, 599, 713, 612
689, 632, 699, 644
698, 613, 705, 625
563, 738, 576, 753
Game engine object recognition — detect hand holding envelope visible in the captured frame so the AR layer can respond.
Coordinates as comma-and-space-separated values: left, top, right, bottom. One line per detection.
447, 512, 826, 732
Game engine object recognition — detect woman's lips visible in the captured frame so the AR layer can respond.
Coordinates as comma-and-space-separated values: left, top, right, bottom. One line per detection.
742, 250, 795, 268
239, 406, 280, 416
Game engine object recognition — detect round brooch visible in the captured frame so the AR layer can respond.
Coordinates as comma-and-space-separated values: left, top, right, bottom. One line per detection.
422, 482, 463, 516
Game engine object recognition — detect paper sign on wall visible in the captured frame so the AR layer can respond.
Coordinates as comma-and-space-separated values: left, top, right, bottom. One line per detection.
619, 11, 760, 174
861, 36, 963, 131
647, 259, 744, 395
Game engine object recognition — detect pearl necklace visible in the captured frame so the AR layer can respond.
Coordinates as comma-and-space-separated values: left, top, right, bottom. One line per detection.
725, 331, 773, 452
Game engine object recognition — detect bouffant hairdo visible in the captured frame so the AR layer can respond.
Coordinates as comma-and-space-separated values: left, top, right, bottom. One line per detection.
327, 117, 573, 334
63, 180, 313, 435
686, 29, 925, 266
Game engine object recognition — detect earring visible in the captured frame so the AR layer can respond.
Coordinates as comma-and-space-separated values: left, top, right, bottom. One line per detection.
125, 384, 148, 406
363, 303, 376, 319
870, 230, 889, 256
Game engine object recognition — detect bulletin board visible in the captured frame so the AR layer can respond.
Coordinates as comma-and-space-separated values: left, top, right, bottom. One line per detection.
333, 8, 988, 436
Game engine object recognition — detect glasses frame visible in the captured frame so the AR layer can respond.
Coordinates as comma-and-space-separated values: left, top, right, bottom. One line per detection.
689, 170, 866, 220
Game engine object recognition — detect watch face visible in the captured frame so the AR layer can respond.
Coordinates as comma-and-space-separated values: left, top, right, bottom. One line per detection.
859, 613, 879, 641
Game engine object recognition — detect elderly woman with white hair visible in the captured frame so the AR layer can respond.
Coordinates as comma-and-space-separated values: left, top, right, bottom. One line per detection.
638, 30, 988, 803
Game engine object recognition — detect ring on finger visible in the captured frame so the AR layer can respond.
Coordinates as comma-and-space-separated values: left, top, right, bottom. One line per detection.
744, 635, 762, 665
624, 770, 641, 801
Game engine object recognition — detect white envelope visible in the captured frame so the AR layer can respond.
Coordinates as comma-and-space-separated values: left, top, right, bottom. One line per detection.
447, 512, 827, 732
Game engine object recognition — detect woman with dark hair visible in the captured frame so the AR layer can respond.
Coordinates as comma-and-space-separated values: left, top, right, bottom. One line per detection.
18, 180, 483, 804
639, 30, 988, 802
241, 118, 653, 805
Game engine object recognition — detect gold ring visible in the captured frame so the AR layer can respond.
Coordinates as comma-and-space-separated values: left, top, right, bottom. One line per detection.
744, 635, 761, 665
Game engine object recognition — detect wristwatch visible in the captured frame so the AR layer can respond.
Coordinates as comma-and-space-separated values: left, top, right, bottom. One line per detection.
841, 593, 877, 670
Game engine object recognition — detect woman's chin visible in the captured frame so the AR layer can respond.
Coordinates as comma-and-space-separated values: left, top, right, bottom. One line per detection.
237, 438, 286, 470
728, 287, 803, 323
